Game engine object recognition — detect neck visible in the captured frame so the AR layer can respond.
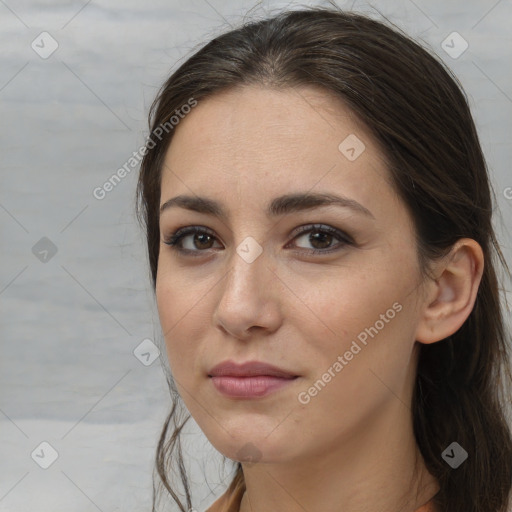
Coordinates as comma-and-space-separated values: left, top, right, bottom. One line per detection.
238, 396, 439, 512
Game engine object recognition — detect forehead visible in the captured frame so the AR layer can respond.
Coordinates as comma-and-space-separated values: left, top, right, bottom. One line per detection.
160, 85, 393, 212
166, 85, 371, 158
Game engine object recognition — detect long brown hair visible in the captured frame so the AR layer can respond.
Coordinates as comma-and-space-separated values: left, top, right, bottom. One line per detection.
136, 6, 512, 512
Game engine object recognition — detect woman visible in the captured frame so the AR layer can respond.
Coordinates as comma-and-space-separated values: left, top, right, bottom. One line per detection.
136, 6, 512, 512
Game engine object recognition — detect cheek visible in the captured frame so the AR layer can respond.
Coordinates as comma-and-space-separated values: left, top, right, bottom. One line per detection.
155, 271, 202, 375
284, 260, 408, 350
155, 272, 178, 335
286, 257, 418, 397
155, 257, 201, 328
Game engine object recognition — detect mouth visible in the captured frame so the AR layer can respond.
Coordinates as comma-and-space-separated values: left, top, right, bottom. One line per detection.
208, 360, 299, 398
208, 359, 298, 378
209, 375, 299, 398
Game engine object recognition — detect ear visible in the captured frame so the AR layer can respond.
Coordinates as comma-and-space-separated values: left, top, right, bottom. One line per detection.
415, 238, 484, 344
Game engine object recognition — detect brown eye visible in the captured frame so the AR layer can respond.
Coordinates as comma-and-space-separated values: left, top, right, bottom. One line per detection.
163, 223, 352, 257
296, 230, 334, 250
290, 224, 352, 254
163, 226, 222, 255
193, 232, 215, 250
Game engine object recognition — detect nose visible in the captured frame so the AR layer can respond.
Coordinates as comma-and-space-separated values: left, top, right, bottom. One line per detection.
212, 246, 283, 340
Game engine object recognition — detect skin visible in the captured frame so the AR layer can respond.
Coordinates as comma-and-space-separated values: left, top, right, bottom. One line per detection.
155, 85, 484, 512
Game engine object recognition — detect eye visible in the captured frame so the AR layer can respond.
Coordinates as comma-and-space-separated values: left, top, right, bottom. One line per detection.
287, 223, 353, 254
162, 226, 221, 256
162, 223, 353, 257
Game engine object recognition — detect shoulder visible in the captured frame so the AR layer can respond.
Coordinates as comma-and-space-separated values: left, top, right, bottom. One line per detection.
414, 498, 438, 512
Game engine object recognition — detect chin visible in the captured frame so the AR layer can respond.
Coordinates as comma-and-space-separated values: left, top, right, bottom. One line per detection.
204, 422, 295, 465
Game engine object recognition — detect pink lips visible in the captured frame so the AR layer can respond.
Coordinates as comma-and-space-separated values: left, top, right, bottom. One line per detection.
208, 360, 299, 398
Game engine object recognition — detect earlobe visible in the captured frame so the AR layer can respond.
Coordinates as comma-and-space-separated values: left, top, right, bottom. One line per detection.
415, 239, 484, 345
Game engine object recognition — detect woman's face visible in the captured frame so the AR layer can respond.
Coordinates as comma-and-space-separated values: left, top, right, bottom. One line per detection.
156, 85, 427, 464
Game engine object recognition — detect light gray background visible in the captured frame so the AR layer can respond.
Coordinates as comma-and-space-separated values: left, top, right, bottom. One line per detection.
1, 1, 511, 511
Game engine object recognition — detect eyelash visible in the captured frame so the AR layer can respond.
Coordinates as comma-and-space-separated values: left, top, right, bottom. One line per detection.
162, 223, 353, 257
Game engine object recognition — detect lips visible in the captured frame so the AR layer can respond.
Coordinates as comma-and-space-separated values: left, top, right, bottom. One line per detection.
208, 360, 299, 398
208, 360, 298, 379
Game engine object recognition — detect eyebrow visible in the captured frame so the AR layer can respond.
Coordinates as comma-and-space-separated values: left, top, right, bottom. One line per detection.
159, 192, 375, 220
